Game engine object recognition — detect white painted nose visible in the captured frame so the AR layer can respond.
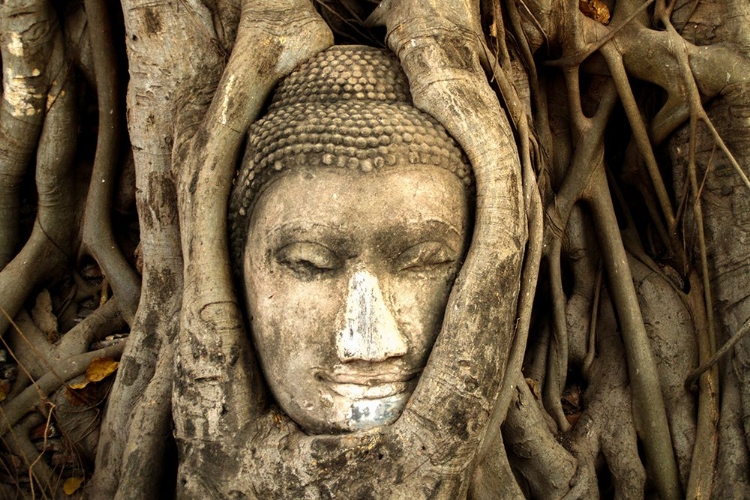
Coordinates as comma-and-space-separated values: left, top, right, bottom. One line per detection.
337, 269, 408, 362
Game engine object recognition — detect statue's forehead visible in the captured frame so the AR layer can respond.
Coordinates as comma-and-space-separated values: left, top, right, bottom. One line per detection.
250, 166, 468, 243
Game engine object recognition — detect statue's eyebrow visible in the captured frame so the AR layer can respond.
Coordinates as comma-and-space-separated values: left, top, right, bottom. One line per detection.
267, 221, 355, 255
374, 219, 465, 255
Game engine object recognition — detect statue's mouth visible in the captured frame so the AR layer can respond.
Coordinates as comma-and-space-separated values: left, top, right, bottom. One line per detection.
325, 380, 417, 400
315, 368, 419, 400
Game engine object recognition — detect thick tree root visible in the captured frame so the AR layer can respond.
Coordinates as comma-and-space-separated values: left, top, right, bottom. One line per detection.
0, 70, 79, 339
503, 373, 578, 498
0, 0, 61, 270
79, 0, 141, 324
1, 412, 57, 496
0, 342, 125, 437
0, 0, 744, 496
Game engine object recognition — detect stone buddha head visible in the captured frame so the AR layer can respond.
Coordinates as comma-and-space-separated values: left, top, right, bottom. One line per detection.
229, 46, 473, 435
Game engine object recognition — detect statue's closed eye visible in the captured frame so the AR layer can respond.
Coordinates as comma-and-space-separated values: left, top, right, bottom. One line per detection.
276, 242, 342, 278
395, 241, 458, 272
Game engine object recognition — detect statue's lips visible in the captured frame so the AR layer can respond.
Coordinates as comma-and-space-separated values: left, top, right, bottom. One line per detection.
326, 380, 418, 400
315, 369, 419, 400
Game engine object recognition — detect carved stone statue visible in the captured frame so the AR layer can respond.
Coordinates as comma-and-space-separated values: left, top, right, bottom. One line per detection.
229, 45, 473, 434
173, 37, 525, 497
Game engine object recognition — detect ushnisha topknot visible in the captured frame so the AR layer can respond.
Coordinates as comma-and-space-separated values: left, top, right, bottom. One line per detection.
229, 45, 472, 266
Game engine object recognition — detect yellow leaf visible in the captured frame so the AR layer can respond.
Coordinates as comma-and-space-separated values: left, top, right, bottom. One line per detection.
63, 477, 84, 495
579, 0, 611, 25
68, 380, 89, 390
85, 357, 119, 383
525, 378, 540, 399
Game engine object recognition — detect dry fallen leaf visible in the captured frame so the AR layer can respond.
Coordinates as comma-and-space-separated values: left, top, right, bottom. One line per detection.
86, 357, 119, 382
68, 379, 89, 390
525, 377, 541, 399
31, 288, 58, 343
579, 0, 611, 25
67, 357, 119, 392
63, 476, 84, 495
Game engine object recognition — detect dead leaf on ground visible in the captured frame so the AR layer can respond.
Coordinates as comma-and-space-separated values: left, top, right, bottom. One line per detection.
63, 476, 84, 495
31, 288, 58, 343
68, 379, 89, 390
67, 357, 119, 391
86, 357, 119, 382
579, 0, 610, 24
0, 379, 10, 402
562, 384, 584, 426
525, 377, 541, 399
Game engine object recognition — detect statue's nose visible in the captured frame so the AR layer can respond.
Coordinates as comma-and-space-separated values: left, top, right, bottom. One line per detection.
336, 269, 409, 363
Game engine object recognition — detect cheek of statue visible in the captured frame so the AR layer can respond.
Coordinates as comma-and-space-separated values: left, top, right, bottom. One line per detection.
242, 167, 468, 434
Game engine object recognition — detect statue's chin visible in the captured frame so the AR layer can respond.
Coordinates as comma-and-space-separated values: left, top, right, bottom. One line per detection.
344, 392, 411, 431
286, 388, 414, 435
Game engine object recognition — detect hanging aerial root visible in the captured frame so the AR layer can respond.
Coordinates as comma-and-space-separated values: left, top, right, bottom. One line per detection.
601, 46, 676, 229
649, 14, 723, 494
581, 265, 602, 378
682, 272, 719, 498
686, 318, 750, 389
80, 0, 141, 324
538, 75, 618, 432
541, 5, 683, 490
585, 166, 682, 500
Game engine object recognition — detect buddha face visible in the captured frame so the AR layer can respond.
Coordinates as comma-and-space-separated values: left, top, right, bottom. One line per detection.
242, 164, 469, 434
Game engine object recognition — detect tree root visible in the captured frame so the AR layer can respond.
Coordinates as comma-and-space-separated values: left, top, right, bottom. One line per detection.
79, 0, 141, 324
0, 0, 61, 270
713, 362, 750, 497
0, 0, 739, 496
0, 342, 125, 438
567, 293, 646, 500
7, 297, 124, 389
0, 69, 79, 339
503, 373, 578, 498
1, 412, 58, 497
108, 339, 175, 499
88, 0, 216, 493
173, 0, 333, 454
